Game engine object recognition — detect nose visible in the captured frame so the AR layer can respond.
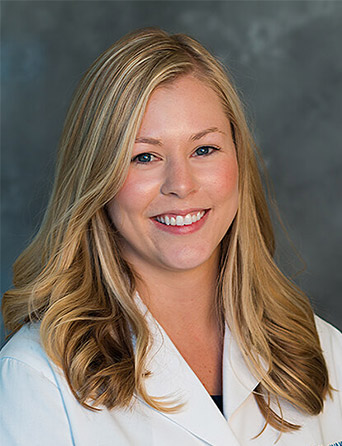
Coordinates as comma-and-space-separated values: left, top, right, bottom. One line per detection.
160, 158, 198, 198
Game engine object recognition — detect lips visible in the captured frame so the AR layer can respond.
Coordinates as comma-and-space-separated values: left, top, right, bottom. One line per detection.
157, 211, 205, 226
152, 209, 208, 227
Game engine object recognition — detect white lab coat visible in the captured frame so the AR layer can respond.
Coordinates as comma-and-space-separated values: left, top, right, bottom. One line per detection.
0, 302, 341, 446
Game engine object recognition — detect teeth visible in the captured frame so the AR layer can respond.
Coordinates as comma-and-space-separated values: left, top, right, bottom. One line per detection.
176, 215, 184, 226
155, 211, 206, 226
184, 214, 192, 225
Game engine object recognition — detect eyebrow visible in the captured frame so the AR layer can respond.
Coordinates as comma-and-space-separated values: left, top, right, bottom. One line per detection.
135, 127, 226, 145
190, 127, 226, 141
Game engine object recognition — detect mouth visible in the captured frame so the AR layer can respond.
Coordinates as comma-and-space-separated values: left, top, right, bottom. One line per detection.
153, 209, 209, 227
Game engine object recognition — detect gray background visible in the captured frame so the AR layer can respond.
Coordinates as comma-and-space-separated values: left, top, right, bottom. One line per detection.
1, 0, 342, 344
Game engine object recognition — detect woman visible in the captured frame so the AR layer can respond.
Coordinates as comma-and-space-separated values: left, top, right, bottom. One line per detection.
1, 28, 341, 445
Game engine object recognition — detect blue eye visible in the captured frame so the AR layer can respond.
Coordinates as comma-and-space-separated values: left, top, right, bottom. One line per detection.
132, 153, 155, 164
194, 146, 218, 157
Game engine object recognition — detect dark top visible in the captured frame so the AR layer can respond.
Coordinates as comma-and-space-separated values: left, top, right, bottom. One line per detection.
210, 395, 223, 414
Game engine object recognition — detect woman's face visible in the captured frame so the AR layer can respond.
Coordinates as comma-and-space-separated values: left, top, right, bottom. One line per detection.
107, 75, 239, 276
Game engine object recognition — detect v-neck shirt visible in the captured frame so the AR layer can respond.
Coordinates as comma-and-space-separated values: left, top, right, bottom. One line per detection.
211, 394, 223, 413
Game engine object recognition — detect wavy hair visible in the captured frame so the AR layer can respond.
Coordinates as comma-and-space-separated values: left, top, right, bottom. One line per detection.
2, 27, 331, 433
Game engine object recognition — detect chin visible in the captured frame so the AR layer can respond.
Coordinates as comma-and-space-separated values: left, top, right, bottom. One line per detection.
157, 246, 218, 273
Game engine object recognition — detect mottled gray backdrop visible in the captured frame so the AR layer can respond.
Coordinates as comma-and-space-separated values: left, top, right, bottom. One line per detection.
1, 0, 342, 344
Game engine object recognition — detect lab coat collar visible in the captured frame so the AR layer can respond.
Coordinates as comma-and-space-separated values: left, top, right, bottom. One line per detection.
222, 328, 265, 420
134, 294, 264, 446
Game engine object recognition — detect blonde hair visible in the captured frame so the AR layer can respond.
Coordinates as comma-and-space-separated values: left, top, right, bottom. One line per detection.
2, 28, 331, 433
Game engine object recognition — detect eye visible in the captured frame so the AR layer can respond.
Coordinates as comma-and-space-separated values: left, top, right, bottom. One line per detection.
193, 146, 219, 157
131, 153, 157, 164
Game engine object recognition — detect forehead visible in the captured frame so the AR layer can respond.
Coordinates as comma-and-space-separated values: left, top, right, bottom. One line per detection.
137, 75, 229, 138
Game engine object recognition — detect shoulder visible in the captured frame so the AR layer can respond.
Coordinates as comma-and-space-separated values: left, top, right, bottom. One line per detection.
0, 324, 81, 445
315, 315, 342, 352
314, 315, 342, 387
0, 322, 58, 384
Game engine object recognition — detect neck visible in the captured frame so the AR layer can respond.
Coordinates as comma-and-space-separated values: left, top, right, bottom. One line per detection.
134, 253, 220, 333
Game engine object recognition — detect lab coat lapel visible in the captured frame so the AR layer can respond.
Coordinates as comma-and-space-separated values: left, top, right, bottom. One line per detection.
136, 306, 242, 446
222, 324, 263, 420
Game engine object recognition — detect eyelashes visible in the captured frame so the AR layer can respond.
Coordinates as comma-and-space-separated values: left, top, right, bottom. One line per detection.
132, 153, 157, 164
193, 146, 219, 157
131, 146, 220, 165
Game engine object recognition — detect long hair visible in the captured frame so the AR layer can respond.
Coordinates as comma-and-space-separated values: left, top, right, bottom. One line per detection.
2, 28, 331, 432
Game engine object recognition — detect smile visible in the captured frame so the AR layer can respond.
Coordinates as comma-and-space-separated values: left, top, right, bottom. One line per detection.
155, 211, 206, 226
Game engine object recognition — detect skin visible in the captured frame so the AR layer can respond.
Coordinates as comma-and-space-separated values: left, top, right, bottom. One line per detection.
107, 75, 239, 394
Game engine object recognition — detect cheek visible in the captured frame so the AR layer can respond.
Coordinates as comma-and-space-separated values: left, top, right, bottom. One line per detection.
107, 171, 158, 225
209, 158, 239, 205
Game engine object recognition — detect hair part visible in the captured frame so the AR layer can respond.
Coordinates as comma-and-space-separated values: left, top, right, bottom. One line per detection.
2, 27, 331, 434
